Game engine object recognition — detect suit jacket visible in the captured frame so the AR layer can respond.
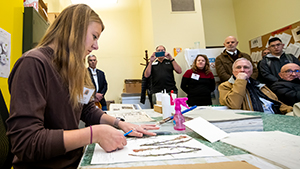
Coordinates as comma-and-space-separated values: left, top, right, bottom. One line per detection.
87, 68, 108, 106
215, 49, 258, 83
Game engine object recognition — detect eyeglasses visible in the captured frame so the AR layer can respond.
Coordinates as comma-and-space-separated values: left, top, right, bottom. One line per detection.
269, 43, 282, 48
283, 69, 300, 75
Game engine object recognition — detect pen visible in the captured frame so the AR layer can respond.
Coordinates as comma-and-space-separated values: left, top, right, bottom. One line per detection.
124, 130, 133, 136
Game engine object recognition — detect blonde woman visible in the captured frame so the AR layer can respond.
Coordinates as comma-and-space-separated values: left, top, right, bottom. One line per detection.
181, 54, 215, 106
6, 4, 158, 168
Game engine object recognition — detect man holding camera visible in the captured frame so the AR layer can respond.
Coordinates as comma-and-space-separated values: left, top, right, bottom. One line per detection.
144, 45, 182, 94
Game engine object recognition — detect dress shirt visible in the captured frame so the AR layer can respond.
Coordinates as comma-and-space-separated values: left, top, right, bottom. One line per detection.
89, 67, 99, 92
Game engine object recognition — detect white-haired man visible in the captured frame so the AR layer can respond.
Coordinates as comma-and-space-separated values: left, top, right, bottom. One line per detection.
218, 58, 292, 114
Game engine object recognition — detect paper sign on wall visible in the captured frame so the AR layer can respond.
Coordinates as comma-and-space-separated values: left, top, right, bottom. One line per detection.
0, 27, 11, 78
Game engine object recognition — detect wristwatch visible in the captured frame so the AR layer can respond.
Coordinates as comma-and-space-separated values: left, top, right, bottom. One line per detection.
113, 117, 125, 129
170, 59, 175, 62
116, 117, 125, 121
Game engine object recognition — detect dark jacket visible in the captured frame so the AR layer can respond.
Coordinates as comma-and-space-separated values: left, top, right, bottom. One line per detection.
140, 65, 153, 108
258, 53, 300, 87
87, 68, 108, 106
270, 78, 300, 106
215, 49, 258, 83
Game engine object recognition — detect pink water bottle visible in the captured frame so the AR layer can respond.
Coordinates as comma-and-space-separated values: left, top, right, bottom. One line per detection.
173, 97, 189, 131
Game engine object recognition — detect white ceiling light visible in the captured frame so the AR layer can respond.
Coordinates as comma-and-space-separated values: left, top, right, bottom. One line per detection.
71, 0, 118, 7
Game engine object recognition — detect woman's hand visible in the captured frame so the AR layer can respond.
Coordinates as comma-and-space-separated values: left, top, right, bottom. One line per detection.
119, 122, 160, 137
92, 124, 127, 152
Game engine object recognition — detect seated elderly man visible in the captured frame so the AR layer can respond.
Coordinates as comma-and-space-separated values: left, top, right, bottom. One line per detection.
270, 63, 300, 106
218, 58, 292, 114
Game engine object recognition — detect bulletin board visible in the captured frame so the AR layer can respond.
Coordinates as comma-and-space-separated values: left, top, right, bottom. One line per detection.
249, 20, 300, 62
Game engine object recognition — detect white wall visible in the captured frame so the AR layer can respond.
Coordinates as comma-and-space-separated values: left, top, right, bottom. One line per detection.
151, 0, 206, 50
139, 0, 154, 53
44, 0, 71, 12
201, 0, 238, 47
150, 0, 206, 97
90, 0, 145, 103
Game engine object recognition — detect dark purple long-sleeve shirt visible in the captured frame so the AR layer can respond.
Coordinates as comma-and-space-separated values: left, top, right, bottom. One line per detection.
6, 46, 104, 168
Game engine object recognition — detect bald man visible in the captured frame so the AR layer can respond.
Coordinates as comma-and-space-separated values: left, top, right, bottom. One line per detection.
215, 36, 258, 82
270, 63, 300, 106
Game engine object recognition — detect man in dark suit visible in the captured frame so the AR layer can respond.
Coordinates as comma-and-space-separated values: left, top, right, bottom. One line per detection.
87, 54, 108, 110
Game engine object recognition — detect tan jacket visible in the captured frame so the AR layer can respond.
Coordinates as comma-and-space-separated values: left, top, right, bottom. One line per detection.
218, 76, 293, 114
215, 49, 258, 83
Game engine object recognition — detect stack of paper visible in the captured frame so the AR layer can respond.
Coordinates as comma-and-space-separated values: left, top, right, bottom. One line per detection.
184, 108, 263, 133
221, 131, 300, 169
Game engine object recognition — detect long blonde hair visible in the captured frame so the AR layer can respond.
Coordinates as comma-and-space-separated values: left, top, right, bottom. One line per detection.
37, 4, 104, 109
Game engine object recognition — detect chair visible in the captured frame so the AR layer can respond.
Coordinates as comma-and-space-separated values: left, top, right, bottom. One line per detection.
0, 89, 13, 169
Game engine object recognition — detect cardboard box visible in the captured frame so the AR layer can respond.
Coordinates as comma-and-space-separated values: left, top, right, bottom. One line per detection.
154, 104, 162, 113
123, 79, 142, 93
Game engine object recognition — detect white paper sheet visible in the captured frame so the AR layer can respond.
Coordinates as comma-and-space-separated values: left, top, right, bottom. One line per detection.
91, 134, 224, 164
251, 51, 262, 62
0, 27, 11, 78
292, 26, 300, 42
285, 43, 299, 56
184, 117, 229, 143
280, 33, 292, 48
250, 36, 262, 49
294, 42, 300, 57
257, 50, 262, 61
221, 131, 300, 169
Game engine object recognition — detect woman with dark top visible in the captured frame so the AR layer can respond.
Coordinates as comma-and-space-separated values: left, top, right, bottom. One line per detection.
6, 4, 158, 169
181, 54, 215, 106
